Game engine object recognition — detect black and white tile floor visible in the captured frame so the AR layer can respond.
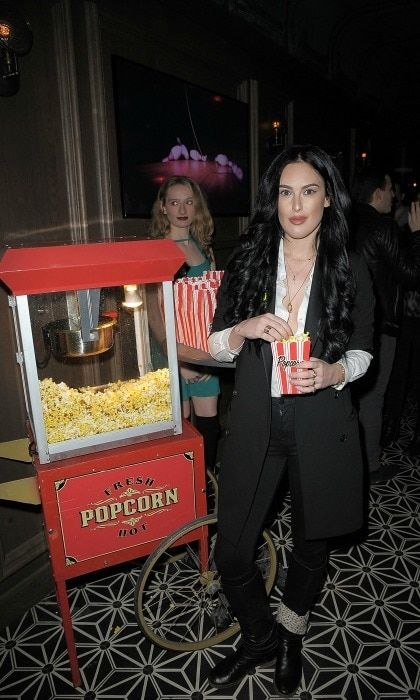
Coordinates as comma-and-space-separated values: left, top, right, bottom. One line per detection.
1, 411, 419, 700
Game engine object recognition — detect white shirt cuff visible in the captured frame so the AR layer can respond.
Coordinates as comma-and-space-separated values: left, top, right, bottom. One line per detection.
208, 327, 244, 362
332, 350, 373, 390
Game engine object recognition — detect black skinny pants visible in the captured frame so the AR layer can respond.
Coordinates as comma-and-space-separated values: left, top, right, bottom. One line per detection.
215, 396, 327, 616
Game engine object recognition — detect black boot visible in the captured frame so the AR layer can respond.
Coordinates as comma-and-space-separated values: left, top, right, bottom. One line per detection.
273, 552, 324, 696
194, 415, 220, 470
208, 569, 277, 689
274, 623, 303, 697
209, 625, 277, 689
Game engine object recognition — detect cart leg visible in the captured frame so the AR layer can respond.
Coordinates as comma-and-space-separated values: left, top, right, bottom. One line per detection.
197, 523, 210, 572
55, 579, 81, 687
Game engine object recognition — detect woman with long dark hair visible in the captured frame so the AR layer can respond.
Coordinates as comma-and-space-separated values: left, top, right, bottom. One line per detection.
207, 145, 374, 696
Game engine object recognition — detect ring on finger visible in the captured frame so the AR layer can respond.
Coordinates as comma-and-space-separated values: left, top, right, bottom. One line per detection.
264, 325, 272, 335
311, 368, 316, 378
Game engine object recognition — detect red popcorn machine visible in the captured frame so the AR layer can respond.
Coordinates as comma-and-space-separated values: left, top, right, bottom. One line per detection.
0, 240, 207, 686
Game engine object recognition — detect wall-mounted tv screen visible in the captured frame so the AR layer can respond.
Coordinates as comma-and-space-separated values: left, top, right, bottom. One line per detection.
112, 55, 249, 218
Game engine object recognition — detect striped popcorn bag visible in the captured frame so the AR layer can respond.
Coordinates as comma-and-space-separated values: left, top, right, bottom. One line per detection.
271, 333, 311, 394
173, 271, 224, 351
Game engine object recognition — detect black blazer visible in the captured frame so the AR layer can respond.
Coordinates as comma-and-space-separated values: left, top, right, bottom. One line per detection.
211, 252, 374, 544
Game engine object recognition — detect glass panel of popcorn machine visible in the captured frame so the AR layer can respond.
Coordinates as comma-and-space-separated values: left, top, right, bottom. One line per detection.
27, 281, 177, 460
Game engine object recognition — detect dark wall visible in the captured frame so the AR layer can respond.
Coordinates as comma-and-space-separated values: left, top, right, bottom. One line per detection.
0, 1, 68, 245
0, 0, 355, 247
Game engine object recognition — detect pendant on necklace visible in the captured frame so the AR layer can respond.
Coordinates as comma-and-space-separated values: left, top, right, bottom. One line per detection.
287, 302, 293, 313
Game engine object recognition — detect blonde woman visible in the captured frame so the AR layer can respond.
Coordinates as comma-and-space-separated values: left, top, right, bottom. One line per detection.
151, 176, 220, 470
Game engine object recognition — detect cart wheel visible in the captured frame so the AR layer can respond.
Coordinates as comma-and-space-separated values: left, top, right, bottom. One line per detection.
205, 467, 218, 513
134, 513, 277, 651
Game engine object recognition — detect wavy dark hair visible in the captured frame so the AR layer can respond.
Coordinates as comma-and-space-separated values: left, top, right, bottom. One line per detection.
224, 144, 355, 361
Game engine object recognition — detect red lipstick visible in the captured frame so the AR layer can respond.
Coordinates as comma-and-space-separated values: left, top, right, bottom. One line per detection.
289, 216, 307, 224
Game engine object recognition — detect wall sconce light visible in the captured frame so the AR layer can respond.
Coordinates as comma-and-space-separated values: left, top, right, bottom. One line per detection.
272, 120, 282, 147
122, 284, 143, 309
0, 2, 33, 97
267, 119, 286, 152
359, 151, 369, 169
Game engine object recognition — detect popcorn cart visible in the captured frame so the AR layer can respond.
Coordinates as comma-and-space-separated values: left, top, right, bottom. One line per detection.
0, 240, 207, 686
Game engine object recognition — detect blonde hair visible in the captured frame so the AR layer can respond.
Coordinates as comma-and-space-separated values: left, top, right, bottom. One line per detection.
151, 176, 214, 256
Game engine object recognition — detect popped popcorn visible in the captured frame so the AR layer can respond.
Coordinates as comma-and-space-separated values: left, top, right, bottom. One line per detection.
280, 332, 310, 344
39, 369, 172, 443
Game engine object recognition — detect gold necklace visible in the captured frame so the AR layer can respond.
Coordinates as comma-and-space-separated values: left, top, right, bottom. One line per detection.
286, 256, 314, 281
284, 261, 314, 313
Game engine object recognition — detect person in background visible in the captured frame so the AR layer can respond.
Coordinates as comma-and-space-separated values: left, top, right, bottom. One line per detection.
382, 188, 420, 454
383, 283, 420, 457
150, 176, 220, 471
393, 182, 410, 230
207, 145, 374, 696
351, 167, 420, 484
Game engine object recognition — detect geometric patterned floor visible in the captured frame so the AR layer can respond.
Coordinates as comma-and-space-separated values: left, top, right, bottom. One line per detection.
1, 410, 419, 699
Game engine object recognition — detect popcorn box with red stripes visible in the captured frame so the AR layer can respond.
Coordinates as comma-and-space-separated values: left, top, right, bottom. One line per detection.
173, 270, 224, 352
272, 333, 311, 394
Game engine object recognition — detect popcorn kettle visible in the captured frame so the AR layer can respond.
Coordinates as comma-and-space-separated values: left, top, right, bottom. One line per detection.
42, 288, 116, 360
